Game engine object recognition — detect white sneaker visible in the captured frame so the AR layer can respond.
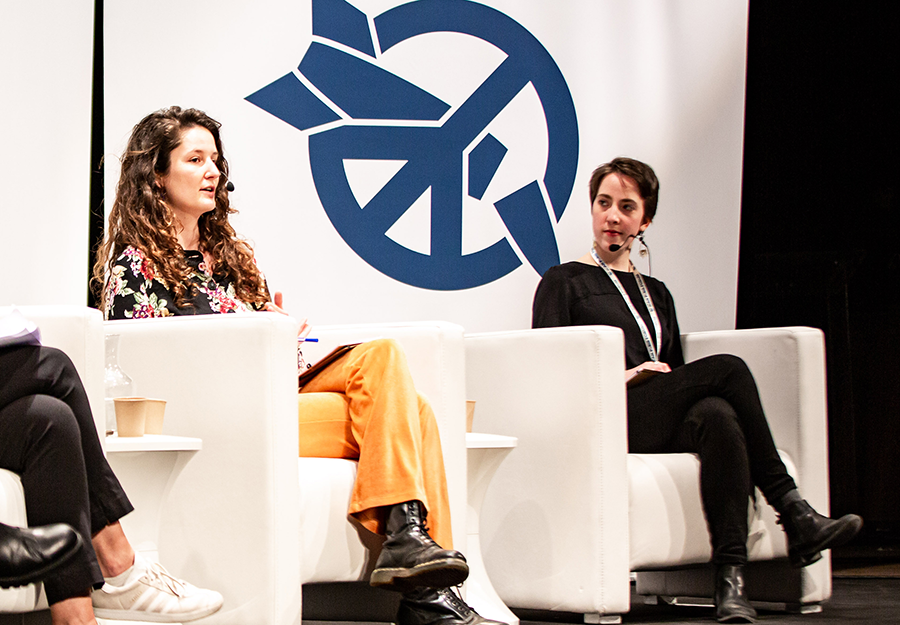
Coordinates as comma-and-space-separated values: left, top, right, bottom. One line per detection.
92, 558, 223, 622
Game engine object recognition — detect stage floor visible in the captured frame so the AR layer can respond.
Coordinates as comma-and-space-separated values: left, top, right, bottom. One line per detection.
301, 575, 900, 625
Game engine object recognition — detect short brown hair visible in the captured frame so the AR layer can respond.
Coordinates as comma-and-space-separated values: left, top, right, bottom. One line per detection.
588, 157, 660, 221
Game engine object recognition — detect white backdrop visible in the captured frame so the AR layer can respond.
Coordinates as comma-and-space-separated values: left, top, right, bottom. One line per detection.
105, 0, 748, 333
1, 1, 94, 305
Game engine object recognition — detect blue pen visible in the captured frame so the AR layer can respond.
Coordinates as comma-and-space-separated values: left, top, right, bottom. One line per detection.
298, 337, 319, 343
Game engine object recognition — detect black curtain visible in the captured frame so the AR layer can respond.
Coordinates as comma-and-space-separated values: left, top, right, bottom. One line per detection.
88, 0, 104, 309
739, 1, 898, 548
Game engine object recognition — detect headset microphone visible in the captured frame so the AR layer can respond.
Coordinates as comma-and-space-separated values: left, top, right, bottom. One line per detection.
609, 233, 638, 253
608, 232, 652, 274
225, 181, 235, 192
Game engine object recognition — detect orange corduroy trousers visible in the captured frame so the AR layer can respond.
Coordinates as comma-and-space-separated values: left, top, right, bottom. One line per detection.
297, 339, 453, 549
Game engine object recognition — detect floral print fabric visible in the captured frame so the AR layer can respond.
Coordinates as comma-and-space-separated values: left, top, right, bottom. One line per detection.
104, 246, 260, 319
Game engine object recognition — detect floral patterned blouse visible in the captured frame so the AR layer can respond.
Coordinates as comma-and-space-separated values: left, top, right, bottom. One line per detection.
104, 246, 263, 320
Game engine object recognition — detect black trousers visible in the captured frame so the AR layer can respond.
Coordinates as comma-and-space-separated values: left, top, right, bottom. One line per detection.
627, 354, 797, 565
0, 345, 133, 604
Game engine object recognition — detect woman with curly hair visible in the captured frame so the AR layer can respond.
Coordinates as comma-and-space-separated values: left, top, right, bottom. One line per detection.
94, 107, 268, 317
95, 107, 499, 625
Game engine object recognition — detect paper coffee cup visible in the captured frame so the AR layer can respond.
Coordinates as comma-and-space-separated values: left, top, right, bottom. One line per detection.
144, 398, 167, 435
113, 397, 146, 437
466, 400, 476, 433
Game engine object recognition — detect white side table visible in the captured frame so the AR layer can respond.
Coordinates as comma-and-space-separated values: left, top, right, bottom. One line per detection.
466, 432, 518, 625
105, 434, 201, 562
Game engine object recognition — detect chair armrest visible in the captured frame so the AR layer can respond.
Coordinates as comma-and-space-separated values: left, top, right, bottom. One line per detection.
303, 321, 467, 552
682, 327, 829, 512
464, 326, 630, 615
18, 305, 105, 444
106, 313, 302, 624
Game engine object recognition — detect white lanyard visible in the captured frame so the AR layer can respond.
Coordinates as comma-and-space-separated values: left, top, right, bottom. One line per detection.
590, 247, 662, 362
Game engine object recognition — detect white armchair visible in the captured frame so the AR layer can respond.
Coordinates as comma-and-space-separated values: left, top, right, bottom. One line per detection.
0, 305, 105, 617
465, 326, 631, 621
107, 315, 467, 625
465, 325, 832, 623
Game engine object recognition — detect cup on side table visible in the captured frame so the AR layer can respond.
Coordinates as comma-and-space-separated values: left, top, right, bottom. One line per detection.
144, 398, 167, 434
113, 397, 147, 437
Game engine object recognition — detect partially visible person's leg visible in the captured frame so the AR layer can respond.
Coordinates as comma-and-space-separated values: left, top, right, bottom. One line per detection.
627, 353, 862, 622
49, 594, 97, 625
665, 355, 795, 500
299, 339, 467, 592
628, 358, 769, 623
0, 393, 104, 603
675, 398, 757, 624
629, 355, 794, 496
0, 345, 222, 623
300, 340, 452, 546
674, 397, 753, 566
653, 355, 862, 567
0, 346, 133, 534
90, 522, 134, 578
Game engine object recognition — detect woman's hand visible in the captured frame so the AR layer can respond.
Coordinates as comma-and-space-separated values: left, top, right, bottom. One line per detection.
264, 291, 288, 315
626, 360, 671, 383
264, 291, 312, 339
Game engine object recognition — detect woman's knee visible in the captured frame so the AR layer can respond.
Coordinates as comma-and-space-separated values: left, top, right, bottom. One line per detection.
28, 395, 81, 444
37, 346, 78, 378
687, 397, 745, 444
416, 392, 438, 424
709, 354, 752, 378
361, 338, 403, 358
355, 338, 407, 372
2, 395, 82, 462
692, 354, 755, 393
32, 347, 84, 400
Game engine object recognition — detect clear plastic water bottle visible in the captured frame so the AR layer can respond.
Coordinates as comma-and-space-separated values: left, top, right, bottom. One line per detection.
104, 334, 134, 434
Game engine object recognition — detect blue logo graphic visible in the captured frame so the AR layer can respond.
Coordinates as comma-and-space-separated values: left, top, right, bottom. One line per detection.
247, 0, 578, 290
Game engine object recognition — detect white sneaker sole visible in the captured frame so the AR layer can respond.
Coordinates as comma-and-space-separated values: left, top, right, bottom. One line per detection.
92, 602, 222, 623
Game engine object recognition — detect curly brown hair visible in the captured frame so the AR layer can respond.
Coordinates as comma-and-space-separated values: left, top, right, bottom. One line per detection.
93, 106, 270, 311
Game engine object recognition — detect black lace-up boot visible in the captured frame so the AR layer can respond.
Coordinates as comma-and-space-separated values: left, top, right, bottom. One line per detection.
715, 564, 757, 623
370, 501, 468, 590
397, 587, 506, 625
775, 490, 863, 568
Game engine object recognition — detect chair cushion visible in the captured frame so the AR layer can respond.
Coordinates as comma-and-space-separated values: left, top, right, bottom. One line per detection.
629, 451, 795, 570
297, 457, 374, 583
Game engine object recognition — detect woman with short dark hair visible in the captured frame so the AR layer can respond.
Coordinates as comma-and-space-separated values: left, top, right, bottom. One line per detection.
533, 157, 862, 623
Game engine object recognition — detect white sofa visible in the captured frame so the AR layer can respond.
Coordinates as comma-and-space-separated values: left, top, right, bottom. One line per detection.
465, 325, 832, 623
0, 306, 105, 617
107, 315, 468, 625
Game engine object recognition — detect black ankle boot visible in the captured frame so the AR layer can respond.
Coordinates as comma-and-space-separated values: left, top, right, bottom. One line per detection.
0, 522, 83, 588
775, 490, 863, 568
715, 564, 757, 623
370, 501, 468, 590
397, 587, 506, 625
